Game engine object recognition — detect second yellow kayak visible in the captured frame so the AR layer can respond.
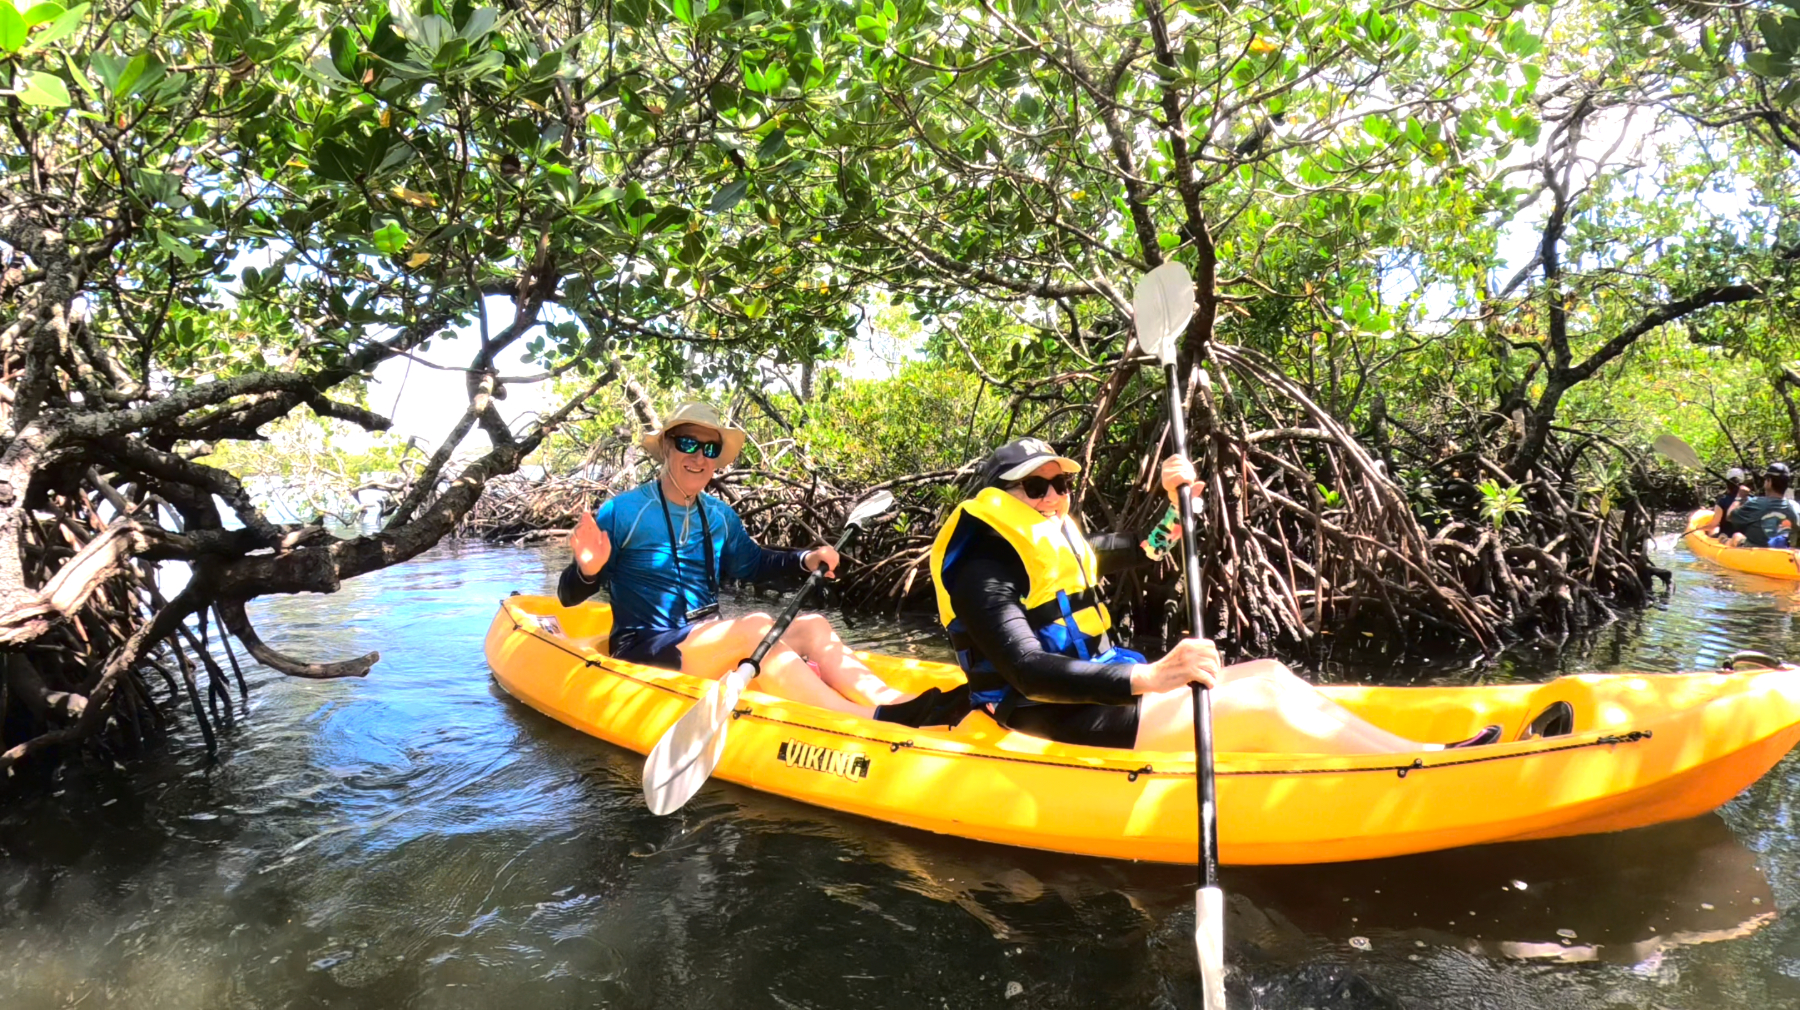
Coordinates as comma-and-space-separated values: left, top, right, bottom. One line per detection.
486, 596, 1800, 866
1683, 509, 1800, 580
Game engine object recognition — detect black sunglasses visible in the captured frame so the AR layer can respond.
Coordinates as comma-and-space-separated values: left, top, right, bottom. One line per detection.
671, 434, 723, 459
1009, 473, 1072, 498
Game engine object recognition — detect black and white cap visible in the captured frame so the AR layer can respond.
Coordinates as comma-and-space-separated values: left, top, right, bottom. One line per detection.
980, 438, 1081, 487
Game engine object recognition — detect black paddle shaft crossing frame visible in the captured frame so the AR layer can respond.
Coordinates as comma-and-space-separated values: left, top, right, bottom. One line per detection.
1161, 360, 1220, 894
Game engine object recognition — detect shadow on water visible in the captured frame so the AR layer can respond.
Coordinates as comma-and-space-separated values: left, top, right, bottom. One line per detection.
2, 533, 1800, 1009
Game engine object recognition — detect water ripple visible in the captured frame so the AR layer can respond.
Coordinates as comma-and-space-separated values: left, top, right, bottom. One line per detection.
1, 536, 1799, 1008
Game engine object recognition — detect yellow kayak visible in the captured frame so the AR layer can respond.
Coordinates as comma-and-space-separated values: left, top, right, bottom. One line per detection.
1683, 509, 1800, 580
486, 596, 1800, 866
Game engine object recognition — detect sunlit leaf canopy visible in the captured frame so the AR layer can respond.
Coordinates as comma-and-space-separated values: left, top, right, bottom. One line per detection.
8, 0, 1794, 426
3, 0, 875, 401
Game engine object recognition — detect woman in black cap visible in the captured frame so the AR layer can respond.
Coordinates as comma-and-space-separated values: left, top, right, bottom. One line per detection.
904, 437, 1498, 753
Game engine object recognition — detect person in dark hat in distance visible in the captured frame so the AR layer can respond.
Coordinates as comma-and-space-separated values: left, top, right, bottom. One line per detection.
1724, 462, 1800, 548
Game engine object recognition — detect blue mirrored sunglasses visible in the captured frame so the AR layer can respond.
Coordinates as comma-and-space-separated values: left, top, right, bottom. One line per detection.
671, 434, 723, 459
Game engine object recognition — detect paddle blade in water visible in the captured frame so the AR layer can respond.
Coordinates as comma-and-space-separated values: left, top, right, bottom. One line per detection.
1651, 434, 1703, 470
642, 660, 757, 815
1133, 260, 1196, 366
1196, 884, 1227, 1010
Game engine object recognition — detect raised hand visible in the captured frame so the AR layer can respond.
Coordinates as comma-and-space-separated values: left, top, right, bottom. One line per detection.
570, 512, 612, 578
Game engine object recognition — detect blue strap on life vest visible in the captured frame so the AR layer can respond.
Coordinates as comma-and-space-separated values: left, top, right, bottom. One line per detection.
1055, 589, 1091, 661
1092, 646, 1147, 665
969, 685, 1010, 708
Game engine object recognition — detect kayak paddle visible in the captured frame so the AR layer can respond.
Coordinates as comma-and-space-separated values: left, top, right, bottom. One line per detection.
1651, 433, 1732, 485
641, 489, 897, 816
1650, 434, 1703, 471
1133, 259, 1226, 1010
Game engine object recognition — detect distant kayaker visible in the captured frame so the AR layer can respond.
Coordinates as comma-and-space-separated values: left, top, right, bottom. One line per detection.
911, 438, 1501, 753
558, 402, 913, 714
1702, 467, 1748, 539
1724, 462, 1800, 549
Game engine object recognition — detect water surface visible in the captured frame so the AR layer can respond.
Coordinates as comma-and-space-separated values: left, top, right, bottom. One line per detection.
4, 535, 1800, 1009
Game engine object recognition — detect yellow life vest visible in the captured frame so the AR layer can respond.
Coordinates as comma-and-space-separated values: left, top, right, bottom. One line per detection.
929, 488, 1113, 668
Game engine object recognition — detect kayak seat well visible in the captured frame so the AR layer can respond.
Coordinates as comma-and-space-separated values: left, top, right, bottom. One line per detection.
1519, 699, 1575, 740
511, 596, 613, 654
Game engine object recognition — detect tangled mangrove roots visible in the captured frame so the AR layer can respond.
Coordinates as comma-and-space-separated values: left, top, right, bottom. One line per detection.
0, 211, 623, 785
1066, 342, 1509, 662
2, 478, 259, 780
459, 471, 617, 543
1375, 400, 1674, 634
801, 341, 1664, 663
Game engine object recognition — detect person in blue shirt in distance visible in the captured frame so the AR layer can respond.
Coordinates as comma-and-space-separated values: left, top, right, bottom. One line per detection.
558, 402, 913, 714
1700, 467, 1747, 539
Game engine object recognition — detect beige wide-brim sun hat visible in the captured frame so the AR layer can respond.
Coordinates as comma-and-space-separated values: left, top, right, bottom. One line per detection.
640, 401, 748, 467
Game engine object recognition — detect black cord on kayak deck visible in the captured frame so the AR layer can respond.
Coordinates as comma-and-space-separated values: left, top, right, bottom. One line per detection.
500, 605, 1659, 780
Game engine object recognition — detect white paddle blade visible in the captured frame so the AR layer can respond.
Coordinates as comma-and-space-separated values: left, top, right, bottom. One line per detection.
1133, 260, 1196, 366
1651, 434, 1703, 470
641, 661, 758, 815
847, 489, 895, 528
1195, 885, 1227, 1010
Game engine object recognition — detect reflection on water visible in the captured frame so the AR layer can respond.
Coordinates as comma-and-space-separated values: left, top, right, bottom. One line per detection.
2, 535, 1800, 1009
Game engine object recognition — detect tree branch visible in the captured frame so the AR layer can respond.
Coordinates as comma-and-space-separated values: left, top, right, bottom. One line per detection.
215, 599, 377, 679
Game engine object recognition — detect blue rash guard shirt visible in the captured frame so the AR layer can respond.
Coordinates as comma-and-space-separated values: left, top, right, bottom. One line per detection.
556, 481, 805, 639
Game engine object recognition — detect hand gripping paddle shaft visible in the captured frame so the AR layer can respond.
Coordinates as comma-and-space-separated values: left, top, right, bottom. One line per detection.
1134, 260, 1226, 1010
641, 491, 896, 815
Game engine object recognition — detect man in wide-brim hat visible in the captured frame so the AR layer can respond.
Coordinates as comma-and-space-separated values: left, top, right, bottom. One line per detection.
558, 401, 916, 713
636, 401, 748, 467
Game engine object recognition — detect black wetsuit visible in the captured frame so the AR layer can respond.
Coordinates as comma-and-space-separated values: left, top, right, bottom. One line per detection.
877, 516, 1156, 747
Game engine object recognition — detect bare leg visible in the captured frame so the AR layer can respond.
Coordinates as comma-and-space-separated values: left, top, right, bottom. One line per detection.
675, 614, 876, 715
747, 642, 874, 715
1216, 659, 1430, 750
778, 613, 911, 706
1135, 660, 1430, 755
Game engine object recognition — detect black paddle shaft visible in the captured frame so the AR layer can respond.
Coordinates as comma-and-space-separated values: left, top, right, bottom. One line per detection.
1163, 361, 1221, 892
744, 521, 867, 671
